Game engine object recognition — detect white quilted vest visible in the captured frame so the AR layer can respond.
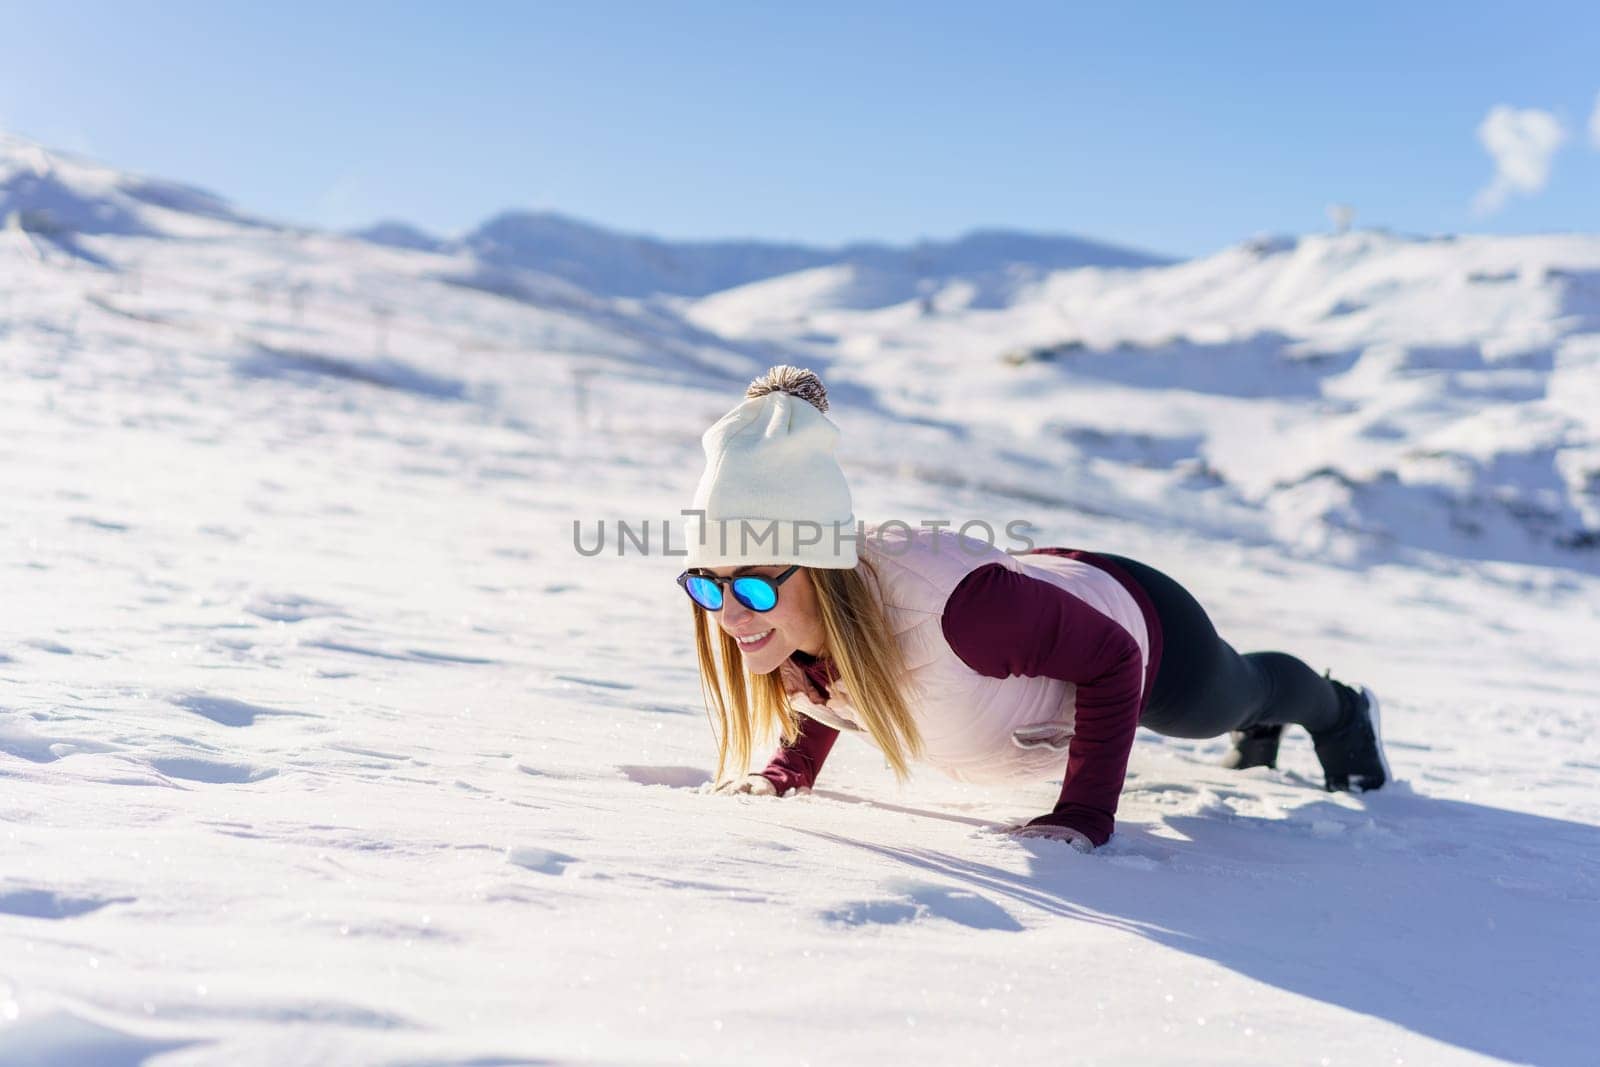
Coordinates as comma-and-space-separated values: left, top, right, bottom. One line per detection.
784, 522, 1149, 785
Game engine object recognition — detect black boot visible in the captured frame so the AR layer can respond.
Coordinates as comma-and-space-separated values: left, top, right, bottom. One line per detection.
1221, 723, 1284, 770
1311, 678, 1391, 793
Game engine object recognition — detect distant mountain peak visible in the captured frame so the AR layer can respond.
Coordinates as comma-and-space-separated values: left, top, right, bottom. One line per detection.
350, 220, 445, 253
1, 130, 263, 238
348, 207, 1172, 301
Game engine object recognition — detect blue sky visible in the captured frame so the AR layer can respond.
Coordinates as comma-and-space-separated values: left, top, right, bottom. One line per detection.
3, 1, 1597, 258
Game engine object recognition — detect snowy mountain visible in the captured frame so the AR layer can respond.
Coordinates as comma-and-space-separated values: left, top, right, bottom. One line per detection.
1, 132, 264, 241
3, 132, 1599, 1066
348, 219, 442, 253
690, 229, 1600, 569
7, 127, 1599, 566
356, 209, 1170, 300
0, 134, 756, 388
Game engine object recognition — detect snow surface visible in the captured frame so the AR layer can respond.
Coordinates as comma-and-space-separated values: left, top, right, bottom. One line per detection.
3, 135, 1599, 1065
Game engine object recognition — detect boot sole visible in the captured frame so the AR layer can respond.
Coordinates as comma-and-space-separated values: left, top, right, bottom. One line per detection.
1360, 685, 1393, 788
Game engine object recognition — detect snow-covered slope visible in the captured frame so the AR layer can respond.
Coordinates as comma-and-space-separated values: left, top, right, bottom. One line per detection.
2, 137, 1598, 1065
691, 229, 1600, 569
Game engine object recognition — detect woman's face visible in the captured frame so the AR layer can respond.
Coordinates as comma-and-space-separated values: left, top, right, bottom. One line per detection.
702, 564, 827, 673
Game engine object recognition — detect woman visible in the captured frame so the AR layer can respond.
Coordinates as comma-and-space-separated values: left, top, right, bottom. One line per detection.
681, 366, 1389, 852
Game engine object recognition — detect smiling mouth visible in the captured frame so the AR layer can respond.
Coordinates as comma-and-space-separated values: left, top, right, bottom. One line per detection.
734, 629, 774, 649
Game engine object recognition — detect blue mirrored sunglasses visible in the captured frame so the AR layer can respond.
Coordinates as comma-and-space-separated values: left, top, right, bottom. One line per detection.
677, 565, 801, 613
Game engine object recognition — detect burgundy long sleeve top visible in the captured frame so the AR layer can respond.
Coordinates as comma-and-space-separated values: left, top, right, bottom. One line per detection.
758, 548, 1163, 847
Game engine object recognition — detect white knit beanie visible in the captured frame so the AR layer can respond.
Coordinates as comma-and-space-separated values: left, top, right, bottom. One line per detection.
683, 366, 859, 569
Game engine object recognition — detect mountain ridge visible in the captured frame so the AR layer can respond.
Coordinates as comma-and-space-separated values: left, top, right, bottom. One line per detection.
355, 209, 1173, 300
0, 131, 1171, 301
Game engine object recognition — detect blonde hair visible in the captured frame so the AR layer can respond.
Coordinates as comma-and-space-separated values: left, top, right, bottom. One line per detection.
694, 556, 923, 788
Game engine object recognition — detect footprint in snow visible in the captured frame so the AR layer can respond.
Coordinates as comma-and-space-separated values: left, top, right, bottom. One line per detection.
169, 692, 314, 728
243, 592, 345, 623
617, 765, 712, 789
820, 878, 1022, 932
0, 724, 119, 764
506, 847, 579, 875
817, 899, 922, 926
148, 756, 277, 785
0, 1009, 197, 1066
0, 888, 135, 920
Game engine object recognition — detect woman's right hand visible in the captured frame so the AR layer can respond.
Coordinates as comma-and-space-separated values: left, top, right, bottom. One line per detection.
712, 773, 778, 796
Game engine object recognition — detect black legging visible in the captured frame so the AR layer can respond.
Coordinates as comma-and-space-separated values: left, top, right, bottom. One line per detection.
1095, 554, 1343, 738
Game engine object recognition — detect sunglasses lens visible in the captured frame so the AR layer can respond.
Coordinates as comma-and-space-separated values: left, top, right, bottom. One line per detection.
684, 575, 723, 610
731, 576, 778, 611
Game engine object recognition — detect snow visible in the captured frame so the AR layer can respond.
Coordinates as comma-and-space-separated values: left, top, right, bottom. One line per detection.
2, 133, 1599, 1065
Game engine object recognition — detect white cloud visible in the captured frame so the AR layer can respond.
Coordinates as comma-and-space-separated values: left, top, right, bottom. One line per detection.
1590, 91, 1600, 149
1472, 105, 1565, 216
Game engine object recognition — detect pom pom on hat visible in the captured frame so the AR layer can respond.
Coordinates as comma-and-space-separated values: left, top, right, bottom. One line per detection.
745, 365, 829, 413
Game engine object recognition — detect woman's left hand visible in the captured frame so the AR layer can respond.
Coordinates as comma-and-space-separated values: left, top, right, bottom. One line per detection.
1005, 821, 1096, 853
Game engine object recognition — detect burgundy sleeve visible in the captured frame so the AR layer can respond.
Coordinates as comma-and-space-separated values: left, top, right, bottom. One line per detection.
940, 563, 1144, 847
757, 713, 840, 794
